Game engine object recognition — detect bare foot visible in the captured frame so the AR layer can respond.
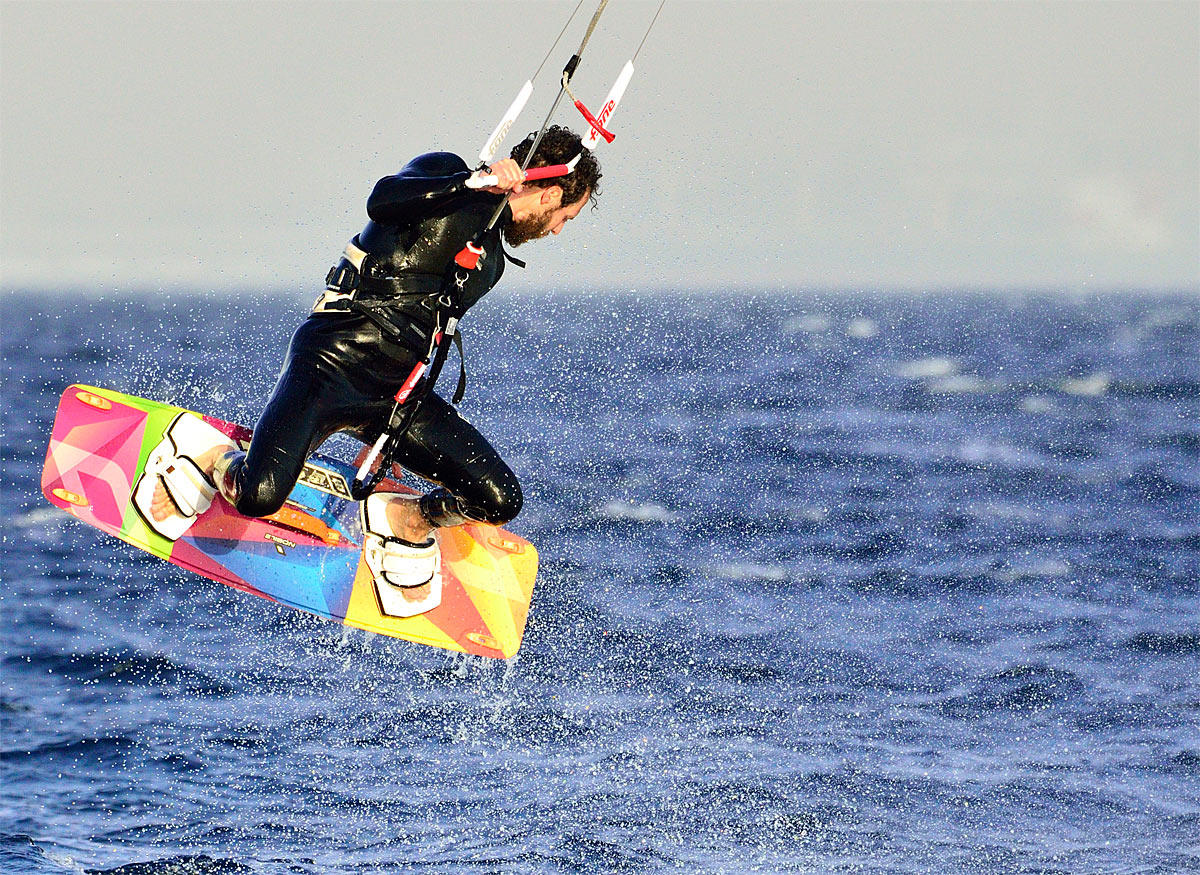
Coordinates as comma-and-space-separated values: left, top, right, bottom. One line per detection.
368, 496, 435, 603
148, 446, 229, 522
384, 495, 435, 544
400, 581, 432, 603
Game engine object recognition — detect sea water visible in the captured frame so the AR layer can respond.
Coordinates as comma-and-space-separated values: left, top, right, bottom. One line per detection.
1, 289, 1197, 874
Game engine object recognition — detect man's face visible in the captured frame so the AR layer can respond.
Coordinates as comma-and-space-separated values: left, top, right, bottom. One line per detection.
504, 188, 589, 247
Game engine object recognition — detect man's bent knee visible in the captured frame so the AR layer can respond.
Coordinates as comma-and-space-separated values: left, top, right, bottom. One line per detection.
235, 488, 290, 520
214, 450, 293, 519
468, 465, 523, 525
478, 479, 523, 526
419, 477, 523, 528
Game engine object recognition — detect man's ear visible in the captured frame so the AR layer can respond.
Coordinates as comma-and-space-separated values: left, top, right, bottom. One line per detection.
541, 184, 564, 206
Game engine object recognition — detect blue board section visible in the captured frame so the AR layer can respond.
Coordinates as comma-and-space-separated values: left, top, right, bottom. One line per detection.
186, 535, 361, 617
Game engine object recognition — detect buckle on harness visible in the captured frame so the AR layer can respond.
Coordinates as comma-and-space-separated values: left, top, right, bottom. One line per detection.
325, 263, 361, 294
314, 262, 360, 315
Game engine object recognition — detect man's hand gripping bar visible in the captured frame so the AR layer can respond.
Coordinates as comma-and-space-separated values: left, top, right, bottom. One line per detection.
464, 153, 582, 190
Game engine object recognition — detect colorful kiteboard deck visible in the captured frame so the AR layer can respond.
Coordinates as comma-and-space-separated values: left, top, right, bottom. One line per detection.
41, 385, 537, 659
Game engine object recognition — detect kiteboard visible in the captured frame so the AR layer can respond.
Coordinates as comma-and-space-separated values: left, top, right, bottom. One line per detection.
40, 384, 537, 659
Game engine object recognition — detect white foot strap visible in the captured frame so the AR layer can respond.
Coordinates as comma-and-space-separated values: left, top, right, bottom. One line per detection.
132, 413, 235, 541
360, 493, 442, 618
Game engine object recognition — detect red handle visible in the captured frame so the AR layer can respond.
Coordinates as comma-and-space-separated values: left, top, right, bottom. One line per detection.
523, 163, 573, 181
574, 99, 615, 144
394, 361, 427, 405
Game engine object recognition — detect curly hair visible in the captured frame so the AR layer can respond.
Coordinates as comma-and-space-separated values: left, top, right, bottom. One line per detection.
509, 125, 602, 209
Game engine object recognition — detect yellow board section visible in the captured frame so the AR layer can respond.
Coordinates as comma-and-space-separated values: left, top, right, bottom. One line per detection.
342, 522, 538, 659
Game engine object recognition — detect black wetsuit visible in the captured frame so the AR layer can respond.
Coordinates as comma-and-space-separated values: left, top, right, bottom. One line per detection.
223, 152, 521, 528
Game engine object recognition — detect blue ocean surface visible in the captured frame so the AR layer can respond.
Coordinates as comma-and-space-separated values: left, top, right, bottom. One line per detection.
1, 288, 1197, 874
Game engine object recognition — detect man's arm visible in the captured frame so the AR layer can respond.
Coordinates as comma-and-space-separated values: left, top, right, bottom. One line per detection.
366, 152, 474, 225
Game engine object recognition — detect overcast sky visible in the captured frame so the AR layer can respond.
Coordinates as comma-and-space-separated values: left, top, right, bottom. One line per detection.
2, 0, 1197, 296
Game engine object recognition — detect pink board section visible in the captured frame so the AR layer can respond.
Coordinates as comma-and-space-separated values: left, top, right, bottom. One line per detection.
43, 392, 148, 531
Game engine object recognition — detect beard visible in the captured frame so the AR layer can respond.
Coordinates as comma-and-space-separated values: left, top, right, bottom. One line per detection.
502, 211, 554, 248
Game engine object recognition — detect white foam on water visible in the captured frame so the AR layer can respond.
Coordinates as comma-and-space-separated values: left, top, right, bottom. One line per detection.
927, 375, 992, 394
793, 506, 829, 523
1059, 373, 1111, 396
846, 317, 879, 338
1020, 395, 1057, 413
14, 507, 68, 529
893, 356, 958, 379
598, 499, 680, 523
991, 558, 1072, 581
968, 501, 1051, 524
955, 438, 1045, 467
710, 562, 789, 582
1148, 522, 1200, 541
40, 847, 87, 875
783, 313, 832, 334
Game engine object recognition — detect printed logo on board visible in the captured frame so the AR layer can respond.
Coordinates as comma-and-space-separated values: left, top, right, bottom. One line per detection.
298, 464, 353, 500
265, 532, 296, 555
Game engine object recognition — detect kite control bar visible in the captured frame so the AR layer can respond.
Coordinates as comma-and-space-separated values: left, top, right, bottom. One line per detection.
464, 153, 582, 189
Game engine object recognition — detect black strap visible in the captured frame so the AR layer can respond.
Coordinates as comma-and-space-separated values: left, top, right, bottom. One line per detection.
450, 331, 466, 404
422, 322, 467, 404
349, 395, 414, 501
349, 323, 465, 500
326, 263, 432, 301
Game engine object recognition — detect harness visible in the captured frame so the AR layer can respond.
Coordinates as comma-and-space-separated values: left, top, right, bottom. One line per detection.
315, 240, 469, 405
323, 235, 524, 500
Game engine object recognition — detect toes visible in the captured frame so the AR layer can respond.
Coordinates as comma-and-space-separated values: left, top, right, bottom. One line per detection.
401, 583, 431, 603
149, 477, 181, 522
149, 482, 169, 522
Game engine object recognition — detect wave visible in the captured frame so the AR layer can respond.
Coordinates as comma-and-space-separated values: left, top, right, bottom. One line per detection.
1110, 378, 1200, 400
0, 832, 76, 875
708, 561, 790, 582
1059, 373, 1111, 396
596, 499, 680, 524
887, 364, 1200, 406
87, 856, 253, 875
846, 317, 879, 338
1123, 631, 1200, 655
926, 375, 997, 394
989, 558, 1072, 582
892, 356, 959, 379
1020, 394, 1057, 413
952, 438, 1050, 468
936, 664, 1085, 718
782, 313, 832, 334
1168, 750, 1200, 774
1072, 700, 1170, 732
12, 507, 69, 529
1, 733, 137, 765
7, 648, 236, 697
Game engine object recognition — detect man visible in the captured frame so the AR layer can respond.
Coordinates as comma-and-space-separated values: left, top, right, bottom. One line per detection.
136, 125, 600, 616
